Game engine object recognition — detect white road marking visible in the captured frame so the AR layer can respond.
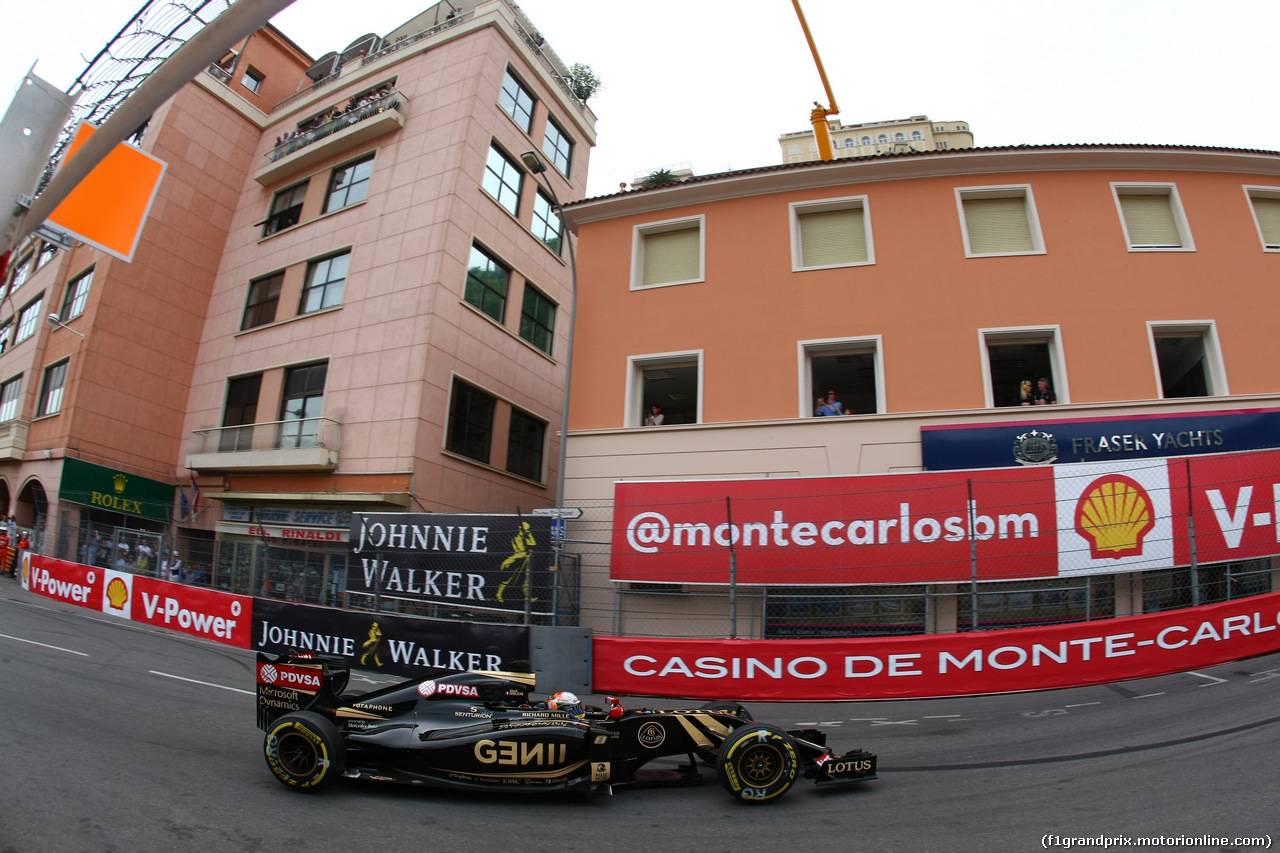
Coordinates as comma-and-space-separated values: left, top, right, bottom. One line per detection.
1131, 692, 1165, 699
0, 633, 88, 656
869, 719, 918, 726
1066, 702, 1101, 707
150, 671, 254, 695
1187, 671, 1227, 686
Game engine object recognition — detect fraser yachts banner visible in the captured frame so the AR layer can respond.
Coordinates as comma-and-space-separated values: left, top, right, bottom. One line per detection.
24, 557, 529, 678
611, 449, 1280, 585
593, 590, 1280, 700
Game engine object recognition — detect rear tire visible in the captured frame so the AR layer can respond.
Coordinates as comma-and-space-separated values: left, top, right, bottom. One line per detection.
264, 711, 345, 791
715, 724, 798, 804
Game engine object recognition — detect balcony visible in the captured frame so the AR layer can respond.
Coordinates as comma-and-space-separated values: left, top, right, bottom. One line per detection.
0, 419, 29, 461
187, 418, 340, 473
254, 90, 407, 186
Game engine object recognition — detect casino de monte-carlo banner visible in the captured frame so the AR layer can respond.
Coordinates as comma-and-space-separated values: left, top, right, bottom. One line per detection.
610, 448, 1280, 585
348, 513, 553, 614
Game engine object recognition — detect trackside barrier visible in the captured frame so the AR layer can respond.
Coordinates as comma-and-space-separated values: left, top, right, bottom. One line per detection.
28, 555, 1280, 700
593, 590, 1280, 701
24, 556, 529, 679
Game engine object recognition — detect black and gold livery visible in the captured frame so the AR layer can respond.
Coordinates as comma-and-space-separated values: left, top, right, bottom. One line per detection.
255, 652, 878, 803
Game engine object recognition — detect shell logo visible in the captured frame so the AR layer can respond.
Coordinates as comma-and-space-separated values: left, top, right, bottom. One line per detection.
106, 577, 129, 610
1074, 474, 1155, 559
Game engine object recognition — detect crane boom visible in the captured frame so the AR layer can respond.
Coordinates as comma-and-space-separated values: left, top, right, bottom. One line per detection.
791, 0, 840, 161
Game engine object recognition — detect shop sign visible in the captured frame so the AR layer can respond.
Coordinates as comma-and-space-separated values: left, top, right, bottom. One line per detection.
216, 522, 348, 542
59, 457, 175, 522
921, 408, 1280, 471
221, 506, 353, 527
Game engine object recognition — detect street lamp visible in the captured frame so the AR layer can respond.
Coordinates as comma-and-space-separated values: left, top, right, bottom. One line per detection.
521, 151, 577, 624
520, 150, 577, 516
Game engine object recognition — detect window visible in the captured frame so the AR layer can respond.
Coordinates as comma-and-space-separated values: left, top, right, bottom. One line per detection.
1112, 184, 1194, 251
628, 352, 702, 426
465, 245, 509, 322
1148, 322, 1226, 398
791, 197, 872, 270
532, 191, 562, 255
956, 186, 1044, 257
16, 295, 42, 344
242, 272, 283, 330
241, 67, 264, 94
0, 321, 11, 355
541, 118, 572, 175
37, 360, 68, 417
483, 144, 523, 216
632, 216, 704, 289
446, 379, 495, 464
519, 285, 555, 355
498, 68, 535, 133
300, 252, 349, 314
506, 408, 546, 481
0, 376, 21, 422
894, 132, 906, 142
911, 130, 923, 141
842, 138, 855, 148
324, 155, 374, 213
860, 136, 871, 146
801, 337, 883, 416
279, 362, 327, 448
36, 243, 57, 269
263, 182, 307, 236
1245, 186, 1280, 250
60, 267, 93, 321
221, 373, 262, 451
877, 134, 888, 144
981, 327, 1066, 408
9, 253, 31, 290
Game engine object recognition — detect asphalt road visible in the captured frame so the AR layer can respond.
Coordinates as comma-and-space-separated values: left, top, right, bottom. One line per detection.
1, 579, 1276, 853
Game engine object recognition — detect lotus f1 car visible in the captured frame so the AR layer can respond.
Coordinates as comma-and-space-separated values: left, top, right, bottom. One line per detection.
256, 652, 878, 803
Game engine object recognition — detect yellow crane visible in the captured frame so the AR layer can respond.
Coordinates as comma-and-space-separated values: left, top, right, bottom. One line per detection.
791, 0, 840, 161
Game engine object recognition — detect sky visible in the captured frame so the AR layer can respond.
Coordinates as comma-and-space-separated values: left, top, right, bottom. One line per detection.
3, 0, 1278, 199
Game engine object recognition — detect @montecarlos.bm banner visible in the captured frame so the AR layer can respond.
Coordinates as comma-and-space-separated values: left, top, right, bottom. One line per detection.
349, 513, 553, 614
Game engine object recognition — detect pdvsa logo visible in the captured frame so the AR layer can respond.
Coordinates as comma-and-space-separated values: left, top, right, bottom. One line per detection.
258, 663, 321, 689
417, 680, 479, 698
1074, 474, 1154, 559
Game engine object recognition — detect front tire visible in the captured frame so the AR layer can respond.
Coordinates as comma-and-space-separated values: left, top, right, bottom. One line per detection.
715, 724, 799, 804
264, 711, 345, 791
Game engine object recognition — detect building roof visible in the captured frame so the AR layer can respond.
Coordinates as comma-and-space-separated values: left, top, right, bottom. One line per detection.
565, 143, 1280, 224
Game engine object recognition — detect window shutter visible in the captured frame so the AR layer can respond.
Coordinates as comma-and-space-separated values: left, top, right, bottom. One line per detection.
1251, 197, 1280, 247
800, 207, 867, 266
963, 196, 1033, 254
1119, 194, 1181, 247
643, 228, 701, 285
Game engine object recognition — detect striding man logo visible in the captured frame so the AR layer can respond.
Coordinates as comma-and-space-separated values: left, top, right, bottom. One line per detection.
1074, 474, 1154, 559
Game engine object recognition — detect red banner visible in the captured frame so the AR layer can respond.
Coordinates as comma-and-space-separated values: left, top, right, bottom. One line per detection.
593, 591, 1280, 700
611, 450, 1280, 585
27, 557, 253, 648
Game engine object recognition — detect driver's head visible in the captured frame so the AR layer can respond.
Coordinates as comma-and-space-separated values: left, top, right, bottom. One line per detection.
547, 690, 584, 719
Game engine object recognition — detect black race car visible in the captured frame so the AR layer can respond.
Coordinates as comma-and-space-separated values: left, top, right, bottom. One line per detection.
256, 652, 878, 803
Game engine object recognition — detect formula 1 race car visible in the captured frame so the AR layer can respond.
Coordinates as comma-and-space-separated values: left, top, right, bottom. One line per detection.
255, 652, 878, 804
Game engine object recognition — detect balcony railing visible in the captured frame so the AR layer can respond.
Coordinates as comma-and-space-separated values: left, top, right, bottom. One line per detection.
264, 89, 404, 165
206, 64, 233, 85
188, 418, 341, 473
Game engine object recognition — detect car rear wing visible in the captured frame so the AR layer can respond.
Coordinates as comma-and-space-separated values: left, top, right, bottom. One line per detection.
255, 651, 351, 731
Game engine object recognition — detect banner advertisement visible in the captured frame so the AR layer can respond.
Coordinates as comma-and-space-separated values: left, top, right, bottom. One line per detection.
611, 449, 1280, 585
27, 557, 101, 608
593, 591, 1280, 701
98, 569, 253, 648
348, 513, 554, 614
252, 598, 529, 680
920, 407, 1280, 471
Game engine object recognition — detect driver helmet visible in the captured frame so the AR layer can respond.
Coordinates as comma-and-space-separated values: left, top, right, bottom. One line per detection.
547, 690, 584, 718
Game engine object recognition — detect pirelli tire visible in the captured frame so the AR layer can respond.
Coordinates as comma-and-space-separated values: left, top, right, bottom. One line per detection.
264, 711, 346, 792
715, 723, 799, 804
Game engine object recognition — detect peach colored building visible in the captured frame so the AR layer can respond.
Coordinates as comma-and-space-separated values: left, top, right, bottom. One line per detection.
561, 144, 1280, 638
0, 1, 595, 594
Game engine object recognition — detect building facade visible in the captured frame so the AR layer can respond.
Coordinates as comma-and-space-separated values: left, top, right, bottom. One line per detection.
779, 115, 973, 163
0, 0, 595, 604
561, 144, 1280, 639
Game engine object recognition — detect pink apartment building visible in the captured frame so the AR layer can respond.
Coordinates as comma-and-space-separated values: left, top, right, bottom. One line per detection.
0, 1, 594, 598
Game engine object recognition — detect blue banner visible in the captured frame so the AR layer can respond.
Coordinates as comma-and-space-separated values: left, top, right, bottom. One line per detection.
921, 408, 1280, 470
